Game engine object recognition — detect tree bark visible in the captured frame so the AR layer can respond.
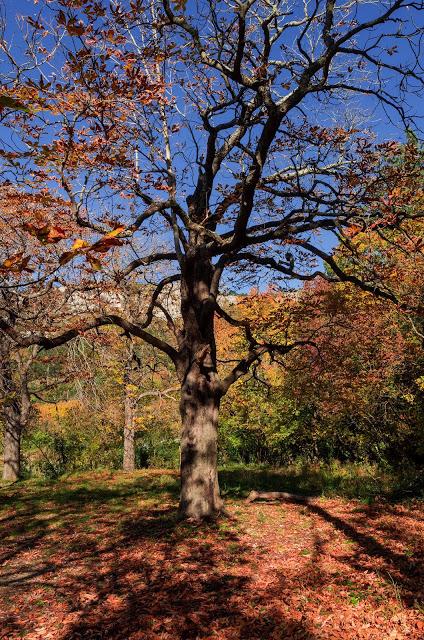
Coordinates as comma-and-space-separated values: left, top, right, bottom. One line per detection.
179, 366, 223, 519
175, 253, 226, 520
123, 384, 136, 472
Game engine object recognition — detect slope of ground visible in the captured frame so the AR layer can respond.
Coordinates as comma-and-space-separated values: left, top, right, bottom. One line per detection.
0, 470, 423, 639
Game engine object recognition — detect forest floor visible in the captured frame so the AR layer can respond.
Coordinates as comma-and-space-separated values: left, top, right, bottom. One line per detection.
0, 469, 423, 640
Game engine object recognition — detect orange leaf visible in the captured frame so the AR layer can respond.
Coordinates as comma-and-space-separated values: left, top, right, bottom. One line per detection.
173, 0, 187, 10
46, 225, 67, 243
91, 237, 123, 253
66, 21, 85, 36
1, 253, 32, 273
3, 252, 24, 268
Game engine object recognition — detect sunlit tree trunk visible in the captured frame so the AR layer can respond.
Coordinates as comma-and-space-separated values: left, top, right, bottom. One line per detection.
123, 383, 136, 472
3, 412, 23, 482
123, 346, 137, 472
2, 361, 31, 482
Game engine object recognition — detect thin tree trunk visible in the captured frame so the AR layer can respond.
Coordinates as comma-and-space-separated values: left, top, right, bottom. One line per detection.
1, 346, 32, 482
2, 413, 22, 481
2, 375, 30, 482
123, 385, 136, 472
179, 367, 223, 519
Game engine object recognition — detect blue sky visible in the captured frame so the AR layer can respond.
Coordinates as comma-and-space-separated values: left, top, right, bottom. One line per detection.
2, 1, 423, 292
6, 0, 423, 143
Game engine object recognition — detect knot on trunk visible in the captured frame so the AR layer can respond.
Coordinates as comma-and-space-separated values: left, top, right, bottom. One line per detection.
194, 344, 214, 369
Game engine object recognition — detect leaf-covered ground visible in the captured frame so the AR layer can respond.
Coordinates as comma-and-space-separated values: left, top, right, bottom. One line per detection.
0, 470, 423, 639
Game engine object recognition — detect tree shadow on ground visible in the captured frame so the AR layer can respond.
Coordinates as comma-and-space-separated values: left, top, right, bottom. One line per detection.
58, 507, 319, 640
0, 470, 423, 639
224, 463, 423, 606
1, 503, 319, 640
0, 471, 180, 566
305, 501, 424, 607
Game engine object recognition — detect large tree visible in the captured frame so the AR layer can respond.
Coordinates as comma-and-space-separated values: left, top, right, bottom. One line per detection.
0, 0, 423, 517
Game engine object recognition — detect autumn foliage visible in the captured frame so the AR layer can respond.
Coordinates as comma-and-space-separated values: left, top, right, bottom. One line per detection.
0, 0, 423, 633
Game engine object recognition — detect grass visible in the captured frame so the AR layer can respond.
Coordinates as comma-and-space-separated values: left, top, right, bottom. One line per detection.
219, 460, 424, 501
2, 460, 422, 503
0, 467, 423, 639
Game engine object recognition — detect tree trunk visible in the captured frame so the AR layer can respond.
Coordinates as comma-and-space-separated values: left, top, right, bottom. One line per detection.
2, 413, 22, 481
1, 345, 31, 482
175, 255, 225, 519
179, 367, 223, 519
123, 385, 136, 472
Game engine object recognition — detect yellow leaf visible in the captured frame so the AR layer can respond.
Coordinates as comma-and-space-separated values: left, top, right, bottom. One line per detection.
105, 225, 126, 238
71, 238, 90, 250
415, 376, 424, 391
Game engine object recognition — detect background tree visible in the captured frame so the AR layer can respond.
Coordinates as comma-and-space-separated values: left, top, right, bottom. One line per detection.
89, 328, 178, 473
0, 183, 81, 480
0, 0, 423, 518
0, 340, 35, 480
0, 332, 84, 481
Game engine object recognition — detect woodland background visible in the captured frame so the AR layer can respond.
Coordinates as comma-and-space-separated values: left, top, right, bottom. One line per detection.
5, 208, 423, 496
